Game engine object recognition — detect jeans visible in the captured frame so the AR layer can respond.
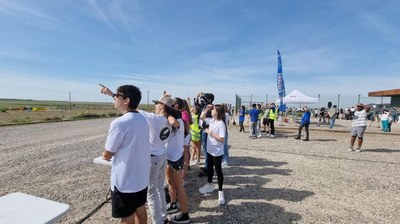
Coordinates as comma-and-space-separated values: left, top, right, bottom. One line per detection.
222, 132, 229, 164
201, 129, 208, 170
297, 123, 309, 139
329, 117, 336, 129
250, 121, 258, 136
147, 154, 167, 224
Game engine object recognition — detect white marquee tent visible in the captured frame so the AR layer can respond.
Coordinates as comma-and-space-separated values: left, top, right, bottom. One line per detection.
276, 89, 318, 104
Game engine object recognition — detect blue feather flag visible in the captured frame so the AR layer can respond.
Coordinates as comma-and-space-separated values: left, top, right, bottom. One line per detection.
277, 50, 286, 112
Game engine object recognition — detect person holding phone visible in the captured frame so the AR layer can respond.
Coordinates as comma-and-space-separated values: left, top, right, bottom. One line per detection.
198, 104, 226, 205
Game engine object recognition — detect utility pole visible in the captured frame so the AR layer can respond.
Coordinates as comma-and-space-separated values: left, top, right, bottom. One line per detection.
147, 91, 149, 109
337, 94, 340, 109
358, 94, 361, 104
69, 92, 72, 110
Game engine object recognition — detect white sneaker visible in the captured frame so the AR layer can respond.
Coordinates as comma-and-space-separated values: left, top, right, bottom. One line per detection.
269, 135, 275, 138
221, 162, 228, 168
266, 133, 270, 137
199, 183, 214, 194
218, 191, 225, 205
348, 146, 354, 152
355, 148, 361, 153
257, 134, 262, 138
190, 160, 199, 166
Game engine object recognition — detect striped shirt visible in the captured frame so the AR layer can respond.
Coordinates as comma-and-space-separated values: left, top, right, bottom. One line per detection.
352, 110, 368, 127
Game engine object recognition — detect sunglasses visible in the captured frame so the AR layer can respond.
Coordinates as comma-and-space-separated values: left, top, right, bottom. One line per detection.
113, 93, 125, 99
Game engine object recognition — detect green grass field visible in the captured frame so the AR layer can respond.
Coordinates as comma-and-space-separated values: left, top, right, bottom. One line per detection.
0, 99, 154, 125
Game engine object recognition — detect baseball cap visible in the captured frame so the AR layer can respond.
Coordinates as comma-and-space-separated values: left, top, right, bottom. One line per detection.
153, 96, 173, 107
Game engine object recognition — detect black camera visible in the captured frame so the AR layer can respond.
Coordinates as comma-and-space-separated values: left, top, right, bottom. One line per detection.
194, 92, 214, 115
202, 123, 210, 129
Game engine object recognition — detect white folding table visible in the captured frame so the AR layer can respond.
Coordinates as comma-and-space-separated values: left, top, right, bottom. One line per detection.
0, 192, 69, 224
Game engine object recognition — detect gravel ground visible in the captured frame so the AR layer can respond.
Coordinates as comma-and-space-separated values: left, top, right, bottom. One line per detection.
0, 118, 399, 224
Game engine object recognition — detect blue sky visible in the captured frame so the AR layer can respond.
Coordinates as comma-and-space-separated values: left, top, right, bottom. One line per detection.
0, 0, 399, 107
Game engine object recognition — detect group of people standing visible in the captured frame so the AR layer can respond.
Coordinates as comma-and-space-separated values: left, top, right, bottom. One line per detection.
237, 103, 277, 139
99, 84, 229, 224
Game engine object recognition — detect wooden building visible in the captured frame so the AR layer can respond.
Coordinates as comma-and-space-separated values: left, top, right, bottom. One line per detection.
368, 89, 400, 107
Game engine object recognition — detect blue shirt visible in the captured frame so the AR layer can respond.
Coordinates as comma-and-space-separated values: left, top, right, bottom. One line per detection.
239, 109, 245, 122
249, 108, 259, 122
301, 111, 311, 125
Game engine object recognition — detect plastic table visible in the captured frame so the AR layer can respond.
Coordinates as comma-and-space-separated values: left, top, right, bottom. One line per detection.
0, 192, 69, 224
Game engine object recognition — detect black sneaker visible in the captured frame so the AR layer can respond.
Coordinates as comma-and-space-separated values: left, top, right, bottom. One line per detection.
295, 136, 300, 140
167, 202, 178, 214
172, 213, 190, 224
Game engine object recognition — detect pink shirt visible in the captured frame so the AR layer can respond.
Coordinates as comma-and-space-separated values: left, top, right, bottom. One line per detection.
181, 111, 190, 127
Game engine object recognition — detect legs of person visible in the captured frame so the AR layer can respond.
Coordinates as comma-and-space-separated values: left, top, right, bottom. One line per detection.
269, 120, 275, 135
239, 121, 244, 132
121, 213, 135, 224
222, 132, 229, 165
147, 156, 167, 224
350, 135, 356, 148
201, 130, 208, 171
195, 141, 201, 163
190, 141, 196, 161
383, 120, 389, 132
213, 155, 224, 191
252, 122, 257, 136
133, 205, 147, 224
207, 152, 214, 183
357, 137, 363, 149
304, 123, 310, 140
172, 169, 189, 214
297, 124, 303, 138
183, 145, 190, 180
166, 166, 177, 205
329, 117, 335, 129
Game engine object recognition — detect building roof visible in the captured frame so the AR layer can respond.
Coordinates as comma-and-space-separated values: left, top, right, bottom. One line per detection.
368, 89, 400, 97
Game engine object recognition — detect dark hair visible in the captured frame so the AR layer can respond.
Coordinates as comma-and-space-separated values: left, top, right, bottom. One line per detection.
213, 104, 226, 121
174, 97, 184, 110
117, 85, 141, 109
252, 104, 256, 108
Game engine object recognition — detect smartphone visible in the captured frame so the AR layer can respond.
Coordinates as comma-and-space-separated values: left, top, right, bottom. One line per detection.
99, 83, 106, 88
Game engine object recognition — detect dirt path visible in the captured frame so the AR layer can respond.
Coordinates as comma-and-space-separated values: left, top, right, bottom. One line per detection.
0, 118, 399, 223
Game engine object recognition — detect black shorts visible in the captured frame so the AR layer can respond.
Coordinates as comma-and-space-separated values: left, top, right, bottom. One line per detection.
262, 118, 268, 126
167, 155, 184, 170
111, 186, 148, 218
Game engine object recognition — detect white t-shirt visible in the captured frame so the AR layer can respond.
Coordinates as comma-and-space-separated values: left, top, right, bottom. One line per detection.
166, 119, 184, 161
205, 118, 226, 156
105, 112, 150, 193
139, 110, 171, 156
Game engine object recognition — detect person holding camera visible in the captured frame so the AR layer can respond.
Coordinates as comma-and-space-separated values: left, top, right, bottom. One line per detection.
198, 104, 227, 205
194, 92, 214, 177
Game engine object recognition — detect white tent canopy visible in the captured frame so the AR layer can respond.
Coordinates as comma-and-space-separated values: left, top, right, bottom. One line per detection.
276, 89, 318, 104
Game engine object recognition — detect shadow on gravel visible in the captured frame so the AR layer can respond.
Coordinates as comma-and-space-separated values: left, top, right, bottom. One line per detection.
229, 156, 288, 167
191, 201, 302, 223
311, 138, 338, 142
361, 148, 400, 153
190, 156, 314, 223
